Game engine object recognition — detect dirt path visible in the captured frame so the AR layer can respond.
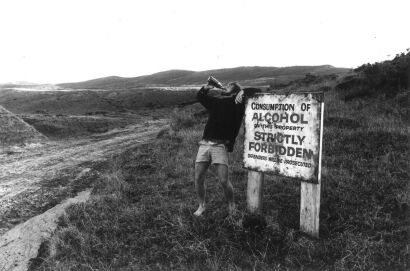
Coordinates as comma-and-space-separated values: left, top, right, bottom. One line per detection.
0, 190, 91, 271
0, 118, 168, 235
0, 119, 168, 230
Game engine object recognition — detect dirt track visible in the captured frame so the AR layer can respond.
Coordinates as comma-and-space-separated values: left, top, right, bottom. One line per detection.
0, 118, 168, 232
0, 118, 169, 271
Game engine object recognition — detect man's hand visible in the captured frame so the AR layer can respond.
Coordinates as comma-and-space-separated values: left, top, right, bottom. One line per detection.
202, 84, 214, 90
235, 90, 244, 104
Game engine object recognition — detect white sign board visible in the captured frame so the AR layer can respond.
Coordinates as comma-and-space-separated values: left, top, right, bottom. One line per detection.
243, 92, 323, 183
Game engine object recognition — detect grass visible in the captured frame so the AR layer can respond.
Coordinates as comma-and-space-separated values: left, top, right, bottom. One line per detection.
19, 108, 172, 140
0, 105, 46, 148
21, 114, 134, 139
31, 86, 409, 270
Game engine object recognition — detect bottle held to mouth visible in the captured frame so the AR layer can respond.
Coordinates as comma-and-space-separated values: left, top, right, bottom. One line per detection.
207, 76, 225, 90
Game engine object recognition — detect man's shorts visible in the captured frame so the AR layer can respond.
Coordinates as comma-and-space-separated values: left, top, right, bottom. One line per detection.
195, 140, 229, 166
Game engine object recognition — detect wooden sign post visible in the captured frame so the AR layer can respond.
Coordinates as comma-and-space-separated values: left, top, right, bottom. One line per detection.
300, 103, 324, 237
243, 92, 324, 237
246, 170, 264, 213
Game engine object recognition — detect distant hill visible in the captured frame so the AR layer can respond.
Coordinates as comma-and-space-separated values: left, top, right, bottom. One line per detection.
0, 87, 197, 115
0, 65, 349, 115
59, 66, 349, 90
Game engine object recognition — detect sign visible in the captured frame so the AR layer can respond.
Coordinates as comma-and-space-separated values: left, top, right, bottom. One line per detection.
243, 92, 323, 183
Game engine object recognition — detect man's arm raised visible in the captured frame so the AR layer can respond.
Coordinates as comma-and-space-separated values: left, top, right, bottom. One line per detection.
197, 84, 215, 109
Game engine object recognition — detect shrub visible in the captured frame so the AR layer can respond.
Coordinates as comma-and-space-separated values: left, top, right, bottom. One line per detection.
338, 50, 410, 100
170, 108, 197, 131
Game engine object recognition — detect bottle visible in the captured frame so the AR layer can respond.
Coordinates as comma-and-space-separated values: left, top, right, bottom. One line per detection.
207, 76, 225, 89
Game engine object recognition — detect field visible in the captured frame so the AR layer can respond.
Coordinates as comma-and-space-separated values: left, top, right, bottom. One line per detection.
28, 80, 409, 270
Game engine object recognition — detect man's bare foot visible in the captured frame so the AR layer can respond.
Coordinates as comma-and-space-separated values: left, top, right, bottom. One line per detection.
193, 204, 206, 217
228, 203, 237, 216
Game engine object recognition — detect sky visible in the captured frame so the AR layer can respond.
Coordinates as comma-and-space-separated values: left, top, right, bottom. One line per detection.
0, 0, 409, 84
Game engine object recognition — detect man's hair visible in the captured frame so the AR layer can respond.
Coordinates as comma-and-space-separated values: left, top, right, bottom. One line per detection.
227, 82, 241, 94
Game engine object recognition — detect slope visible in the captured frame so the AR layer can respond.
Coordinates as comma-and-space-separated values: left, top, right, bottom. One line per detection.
0, 105, 47, 147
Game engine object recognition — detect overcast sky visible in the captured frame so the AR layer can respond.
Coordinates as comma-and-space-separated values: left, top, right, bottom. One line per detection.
0, 0, 409, 84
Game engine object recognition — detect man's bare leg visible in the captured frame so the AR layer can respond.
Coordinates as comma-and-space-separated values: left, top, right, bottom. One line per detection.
194, 162, 209, 216
215, 164, 236, 215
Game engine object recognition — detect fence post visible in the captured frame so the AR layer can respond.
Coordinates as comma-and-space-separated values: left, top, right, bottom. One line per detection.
247, 170, 264, 213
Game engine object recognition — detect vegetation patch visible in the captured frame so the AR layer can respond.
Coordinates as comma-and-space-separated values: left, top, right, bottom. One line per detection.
324, 116, 361, 129
22, 114, 133, 139
337, 50, 410, 100
0, 105, 46, 148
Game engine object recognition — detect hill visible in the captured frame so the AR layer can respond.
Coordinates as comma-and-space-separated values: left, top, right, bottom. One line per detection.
336, 51, 410, 100
58, 66, 349, 90
0, 105, 46, 147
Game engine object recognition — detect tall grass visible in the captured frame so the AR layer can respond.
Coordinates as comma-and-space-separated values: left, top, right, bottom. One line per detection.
32, 88, 409, 270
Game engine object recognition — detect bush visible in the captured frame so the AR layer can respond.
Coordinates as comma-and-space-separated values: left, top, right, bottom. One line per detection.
338, 50, 410, 100
170, 108, 197, 131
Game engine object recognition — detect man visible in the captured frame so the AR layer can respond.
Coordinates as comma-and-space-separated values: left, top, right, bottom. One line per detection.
194, 79, 259, 217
